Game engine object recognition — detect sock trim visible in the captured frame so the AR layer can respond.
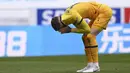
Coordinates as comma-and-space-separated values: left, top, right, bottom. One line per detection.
85, 45, 98, 48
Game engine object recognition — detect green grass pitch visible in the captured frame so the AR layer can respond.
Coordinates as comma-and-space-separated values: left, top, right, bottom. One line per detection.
0, 54, 130, 73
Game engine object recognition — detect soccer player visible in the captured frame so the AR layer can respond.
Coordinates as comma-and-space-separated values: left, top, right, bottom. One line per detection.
51, 1, 112, 73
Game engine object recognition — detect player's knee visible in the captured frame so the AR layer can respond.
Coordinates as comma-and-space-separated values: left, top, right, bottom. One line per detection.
87, 34, 95, 39
82, 34, 90, 46
86, 34, 97, 45
82, 34, 92, 41
51, 16, 66, 31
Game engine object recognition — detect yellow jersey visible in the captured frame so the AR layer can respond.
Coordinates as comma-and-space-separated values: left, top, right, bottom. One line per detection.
71, 2, 111, 20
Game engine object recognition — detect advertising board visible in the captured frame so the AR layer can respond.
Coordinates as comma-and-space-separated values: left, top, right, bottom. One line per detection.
0, 23, 130, 57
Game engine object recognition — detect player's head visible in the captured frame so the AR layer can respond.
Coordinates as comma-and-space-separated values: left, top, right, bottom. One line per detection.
51, 16, 66, 31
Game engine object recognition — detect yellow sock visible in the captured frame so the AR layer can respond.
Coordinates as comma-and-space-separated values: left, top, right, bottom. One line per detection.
86, 34, 99, 63
90, 47, 98, 62
82, 34, 93, 63
85, 48, 93, 63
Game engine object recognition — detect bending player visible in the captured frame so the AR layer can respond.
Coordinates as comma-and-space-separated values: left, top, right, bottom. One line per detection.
51, 1, 112, 73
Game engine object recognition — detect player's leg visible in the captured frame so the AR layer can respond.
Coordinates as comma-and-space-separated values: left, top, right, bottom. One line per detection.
82, 25, 103, 73
76, 21, 94, 73
77, 34, 94, 72
83, 34, 94, 63
77, 26, 102, 73
83, 20, 95, 67
89, 7, 112, 65
82, 10, 112, 72
82, 20, 94, 64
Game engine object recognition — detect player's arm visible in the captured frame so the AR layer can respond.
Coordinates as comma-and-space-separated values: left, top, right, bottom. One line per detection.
71, 28, 90, 33
59, 26, 89, 34
59, 19, 91, 34
59, 23, 90, 34
70, 18, 91, 34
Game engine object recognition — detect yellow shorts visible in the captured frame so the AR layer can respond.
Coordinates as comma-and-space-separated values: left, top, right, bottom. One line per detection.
91, 4, 112, 30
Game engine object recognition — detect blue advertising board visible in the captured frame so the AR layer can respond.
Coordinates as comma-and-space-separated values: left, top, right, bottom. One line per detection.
37, 8, 65, 25
37, 8, 121, 25
0, 24, 130, 57
111, 8, 121, 23
98, 24, 130, 54
0, 26, 84, 57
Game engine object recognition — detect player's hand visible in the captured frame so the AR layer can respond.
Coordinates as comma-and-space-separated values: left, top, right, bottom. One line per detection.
58, 26, 71, 34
